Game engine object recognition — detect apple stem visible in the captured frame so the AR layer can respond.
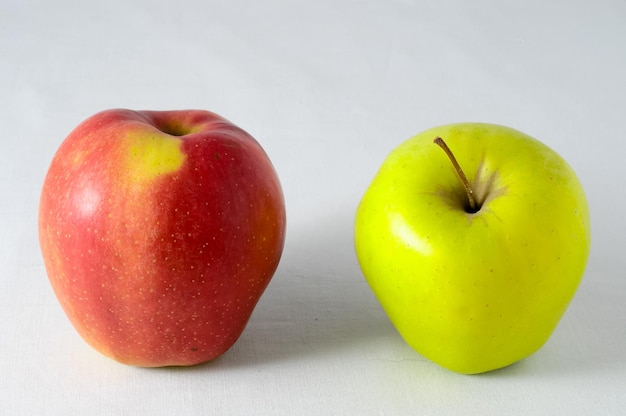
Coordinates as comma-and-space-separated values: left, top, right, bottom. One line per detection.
433, 137, 477, 212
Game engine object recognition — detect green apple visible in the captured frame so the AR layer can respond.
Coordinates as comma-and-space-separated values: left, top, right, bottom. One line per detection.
354, 123, 590, 374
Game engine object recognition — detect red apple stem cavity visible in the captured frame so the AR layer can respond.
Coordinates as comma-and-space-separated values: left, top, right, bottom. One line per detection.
433, 137, 477, 213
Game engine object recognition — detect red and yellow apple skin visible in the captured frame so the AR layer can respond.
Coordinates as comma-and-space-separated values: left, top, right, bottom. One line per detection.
354, 123, 591, 374
39, 109, 286, 367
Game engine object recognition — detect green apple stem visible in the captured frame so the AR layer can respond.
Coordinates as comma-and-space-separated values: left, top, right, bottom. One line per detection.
433, 137, 477, 213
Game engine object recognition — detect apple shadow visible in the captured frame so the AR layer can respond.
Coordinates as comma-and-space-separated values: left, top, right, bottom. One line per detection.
206, 212, 398, 369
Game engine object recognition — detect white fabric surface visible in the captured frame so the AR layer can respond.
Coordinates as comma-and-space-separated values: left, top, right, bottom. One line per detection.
1, 0, 625, 414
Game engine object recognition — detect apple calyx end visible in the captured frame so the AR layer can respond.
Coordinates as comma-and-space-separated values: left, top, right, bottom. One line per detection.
433, 137, 480, 214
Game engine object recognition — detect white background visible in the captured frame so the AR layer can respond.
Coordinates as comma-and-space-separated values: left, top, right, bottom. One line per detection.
2, 0, 625, 414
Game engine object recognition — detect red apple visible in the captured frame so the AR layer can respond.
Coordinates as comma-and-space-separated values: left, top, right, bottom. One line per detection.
39, 109, 286, 367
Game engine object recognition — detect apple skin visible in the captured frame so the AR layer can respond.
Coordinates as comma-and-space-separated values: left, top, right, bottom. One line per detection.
354, 123, 590, 374
39, 109, 286, 367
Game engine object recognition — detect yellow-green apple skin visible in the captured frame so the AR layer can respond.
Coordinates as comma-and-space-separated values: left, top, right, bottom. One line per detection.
354, 123, 590, 374
39, 109, 286, 367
